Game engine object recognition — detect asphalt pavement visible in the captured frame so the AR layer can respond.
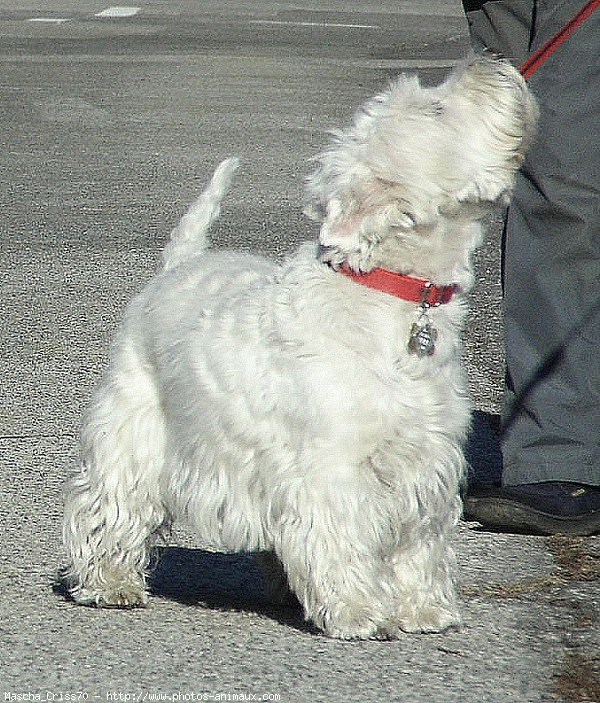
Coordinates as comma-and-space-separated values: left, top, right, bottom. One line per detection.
1, 2, 598, 701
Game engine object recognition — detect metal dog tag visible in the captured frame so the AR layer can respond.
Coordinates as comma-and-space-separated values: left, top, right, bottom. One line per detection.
408, 309, 438, 357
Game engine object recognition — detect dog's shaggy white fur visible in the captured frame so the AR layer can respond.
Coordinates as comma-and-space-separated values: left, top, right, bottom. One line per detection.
63, 57, 537, 639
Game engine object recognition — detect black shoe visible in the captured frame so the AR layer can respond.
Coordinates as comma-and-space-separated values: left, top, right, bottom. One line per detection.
463, 481, 600, 536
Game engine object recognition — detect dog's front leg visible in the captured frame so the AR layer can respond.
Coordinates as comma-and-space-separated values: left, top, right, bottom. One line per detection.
270, 479, 397, 640
382, 496, 463, 635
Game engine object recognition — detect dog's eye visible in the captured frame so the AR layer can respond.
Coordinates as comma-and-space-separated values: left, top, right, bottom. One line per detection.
431, 101, 444, 116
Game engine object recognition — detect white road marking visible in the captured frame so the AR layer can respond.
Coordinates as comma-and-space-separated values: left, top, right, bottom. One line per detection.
95, 7, 141, 18
28, 18, 71, 24
249, 20, 381, 30
343, 59, 461, 69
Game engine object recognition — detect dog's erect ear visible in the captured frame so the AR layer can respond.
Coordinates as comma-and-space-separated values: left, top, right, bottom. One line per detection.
304, 155, 368, 251
315, 192, 420, 251
317, 198, 361, 250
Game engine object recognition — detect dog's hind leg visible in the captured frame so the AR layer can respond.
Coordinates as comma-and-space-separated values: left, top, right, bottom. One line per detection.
62, 333, 167, 607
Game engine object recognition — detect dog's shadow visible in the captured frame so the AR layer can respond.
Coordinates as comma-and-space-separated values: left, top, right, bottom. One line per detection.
465, 410, 502, 486
148, 547, 318, 635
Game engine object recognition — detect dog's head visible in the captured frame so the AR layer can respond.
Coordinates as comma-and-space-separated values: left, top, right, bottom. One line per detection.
305, 56, 538, 281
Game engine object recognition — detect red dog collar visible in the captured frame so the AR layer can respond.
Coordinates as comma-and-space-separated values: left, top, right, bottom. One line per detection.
336, 264, 458, 305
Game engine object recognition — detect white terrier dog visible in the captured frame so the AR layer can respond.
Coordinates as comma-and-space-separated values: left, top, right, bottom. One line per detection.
63, 57, 537, 639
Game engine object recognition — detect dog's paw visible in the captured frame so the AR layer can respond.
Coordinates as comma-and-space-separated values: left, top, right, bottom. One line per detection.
383, 604, 461, 636
316, 604, 382, 640
322, 619, 380, 640
71, 584, 149, 609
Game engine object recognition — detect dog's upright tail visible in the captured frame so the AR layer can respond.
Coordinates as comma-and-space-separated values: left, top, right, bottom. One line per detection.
161, 157, 240, 271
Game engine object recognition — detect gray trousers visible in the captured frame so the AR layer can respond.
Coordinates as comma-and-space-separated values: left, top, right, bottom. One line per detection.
463, 0, 599, 485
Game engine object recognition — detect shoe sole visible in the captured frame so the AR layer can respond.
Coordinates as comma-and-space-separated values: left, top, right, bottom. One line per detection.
463, 496, 600, 536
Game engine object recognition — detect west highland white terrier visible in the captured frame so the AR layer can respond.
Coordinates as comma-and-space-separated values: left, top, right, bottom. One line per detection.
62, 57, 537, 639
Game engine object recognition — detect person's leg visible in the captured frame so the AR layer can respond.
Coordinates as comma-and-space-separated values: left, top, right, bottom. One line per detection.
462, 0, 535, 62
462, 0, 600, 534
501, 1, 599, 488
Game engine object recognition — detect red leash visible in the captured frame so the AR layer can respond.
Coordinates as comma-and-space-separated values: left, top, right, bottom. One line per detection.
519, 0, 599, 77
